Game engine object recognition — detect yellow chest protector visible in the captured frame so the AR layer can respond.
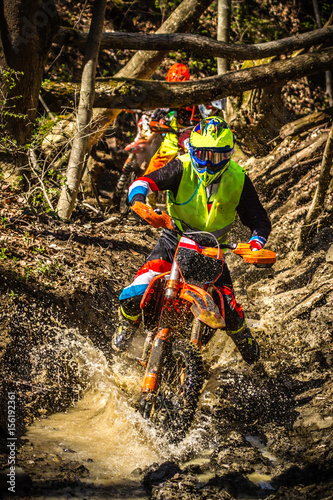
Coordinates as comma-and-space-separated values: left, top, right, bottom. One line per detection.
167, 156, 245, 242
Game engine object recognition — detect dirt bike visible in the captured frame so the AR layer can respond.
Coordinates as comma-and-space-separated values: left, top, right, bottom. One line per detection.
130, 201, 276, 441
113, 115, 162, 212
113, 118, 192, 213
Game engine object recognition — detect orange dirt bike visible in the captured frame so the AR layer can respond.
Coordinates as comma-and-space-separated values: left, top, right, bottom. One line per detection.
113, 119, 192, 212
130, 201, 276, 441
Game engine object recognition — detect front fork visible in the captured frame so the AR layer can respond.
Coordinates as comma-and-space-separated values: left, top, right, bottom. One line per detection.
140, 261, 180, 405
140, 261, 204, 410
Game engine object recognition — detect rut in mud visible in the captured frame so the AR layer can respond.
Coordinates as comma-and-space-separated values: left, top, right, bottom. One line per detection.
1, 125, 333, 499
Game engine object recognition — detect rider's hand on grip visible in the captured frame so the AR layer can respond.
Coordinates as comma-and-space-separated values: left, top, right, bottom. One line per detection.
131, 201, 175, 231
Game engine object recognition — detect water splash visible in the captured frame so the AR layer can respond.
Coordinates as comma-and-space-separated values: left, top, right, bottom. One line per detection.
25, 326, 230, 484
26, 327, 163, 482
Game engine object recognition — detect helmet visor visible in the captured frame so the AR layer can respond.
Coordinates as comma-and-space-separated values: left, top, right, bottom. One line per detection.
190, 146, 234, 171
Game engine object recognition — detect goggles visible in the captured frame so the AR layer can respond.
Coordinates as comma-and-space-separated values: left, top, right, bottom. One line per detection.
189, 145, 234, 171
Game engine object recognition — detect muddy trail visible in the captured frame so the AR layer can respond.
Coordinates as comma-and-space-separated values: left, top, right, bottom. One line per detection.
1, 127, 333, 499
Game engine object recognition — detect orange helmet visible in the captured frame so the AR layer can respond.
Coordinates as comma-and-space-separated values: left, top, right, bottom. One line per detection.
166, 63, 190, 82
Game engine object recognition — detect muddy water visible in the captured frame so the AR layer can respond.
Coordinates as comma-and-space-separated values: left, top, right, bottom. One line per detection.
22, 329, 226, 499
26, 386, 161, 480
23, 328, 256, 495
25, 330, 166, 494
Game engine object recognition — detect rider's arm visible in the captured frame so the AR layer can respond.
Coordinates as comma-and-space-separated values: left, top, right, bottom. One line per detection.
128, 158, 183, 206
236, 175, 272, 242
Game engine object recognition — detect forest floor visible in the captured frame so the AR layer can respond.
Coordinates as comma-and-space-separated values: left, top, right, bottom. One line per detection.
0, 124, 333, 499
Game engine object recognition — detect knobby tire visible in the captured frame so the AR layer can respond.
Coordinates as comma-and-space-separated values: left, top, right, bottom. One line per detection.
144, 338, 204, 442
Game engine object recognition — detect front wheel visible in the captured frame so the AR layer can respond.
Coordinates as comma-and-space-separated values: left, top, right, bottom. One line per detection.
140, 339, 204, 441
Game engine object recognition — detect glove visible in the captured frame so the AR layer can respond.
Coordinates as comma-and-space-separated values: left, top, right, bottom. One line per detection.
249, 236, 266, 252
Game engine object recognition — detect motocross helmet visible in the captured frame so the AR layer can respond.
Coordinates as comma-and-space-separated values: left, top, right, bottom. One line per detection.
188, 116, 235, 187
166, 63, 190, 82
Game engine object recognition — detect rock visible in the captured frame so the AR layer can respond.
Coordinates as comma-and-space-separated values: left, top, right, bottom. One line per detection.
143, 461, 182, 489
325, 243, 333, 263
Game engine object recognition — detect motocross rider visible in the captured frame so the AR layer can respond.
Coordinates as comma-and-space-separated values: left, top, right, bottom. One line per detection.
144, 63, 199, 176
113, 116, 271, 364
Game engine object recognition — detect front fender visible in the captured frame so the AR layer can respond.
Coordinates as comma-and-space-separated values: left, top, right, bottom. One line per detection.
180, 284, 225, 329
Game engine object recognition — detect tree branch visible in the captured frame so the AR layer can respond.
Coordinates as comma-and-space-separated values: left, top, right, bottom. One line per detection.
53, 26, 333, 61
42, 47, 333, 111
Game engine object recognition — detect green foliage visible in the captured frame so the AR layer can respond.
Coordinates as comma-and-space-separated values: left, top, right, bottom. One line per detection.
0, 69, 26, 122
231, 0, 287, 43
0, 216, 7, 228
31, 247, 46, 255
37, 260, 51, 275
154, 0, 183, 17
25, 267, 32, 281
0, 248, 7, 260
0, 68, 27, 158
57, 64, 73, 82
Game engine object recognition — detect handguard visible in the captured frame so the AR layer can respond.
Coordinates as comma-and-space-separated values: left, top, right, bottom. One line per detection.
233, 243, 276, 267
131, 201, 175, 231
149, 120, 178, 135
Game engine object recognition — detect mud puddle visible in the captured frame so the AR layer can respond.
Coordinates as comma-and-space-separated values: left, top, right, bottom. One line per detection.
23, 335, 165, 487
19, 331, 229, 498
26, 386, 161, 482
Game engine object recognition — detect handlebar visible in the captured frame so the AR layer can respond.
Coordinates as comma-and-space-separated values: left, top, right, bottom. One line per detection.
131, 201, 276, 266
131, 201, 175, 231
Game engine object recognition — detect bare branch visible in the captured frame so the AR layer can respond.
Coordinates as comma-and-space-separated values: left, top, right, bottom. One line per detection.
53, 26, 333, 61
297, 122, 333, 250
28, 149, 54, 212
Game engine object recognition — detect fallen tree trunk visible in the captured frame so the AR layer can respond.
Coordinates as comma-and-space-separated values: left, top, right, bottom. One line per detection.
280, 106, 333, 139
42, 47, 333, 111
297, 122, 333, 250
266, 132, 328, 182
53, 26, 333, 61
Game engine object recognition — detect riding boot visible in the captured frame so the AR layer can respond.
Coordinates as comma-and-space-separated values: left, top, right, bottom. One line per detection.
227, 325, 260, 364
112, 307, 141, 351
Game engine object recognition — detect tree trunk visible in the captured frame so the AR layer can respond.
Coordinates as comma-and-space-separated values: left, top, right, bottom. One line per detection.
217, 0, 231, 75
87, 0, 214, 149
57, 0, 106, 220
297, 122, 333, 250
266, 132, 328, 183
0, 0, 59, 146
53, 26, 333, 61
280, 106, 333, 139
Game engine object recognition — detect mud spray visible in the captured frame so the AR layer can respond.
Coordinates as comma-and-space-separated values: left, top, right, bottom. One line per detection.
23, 327, 215, 495
24, 329, 161, 491
22, 325, 277, 497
